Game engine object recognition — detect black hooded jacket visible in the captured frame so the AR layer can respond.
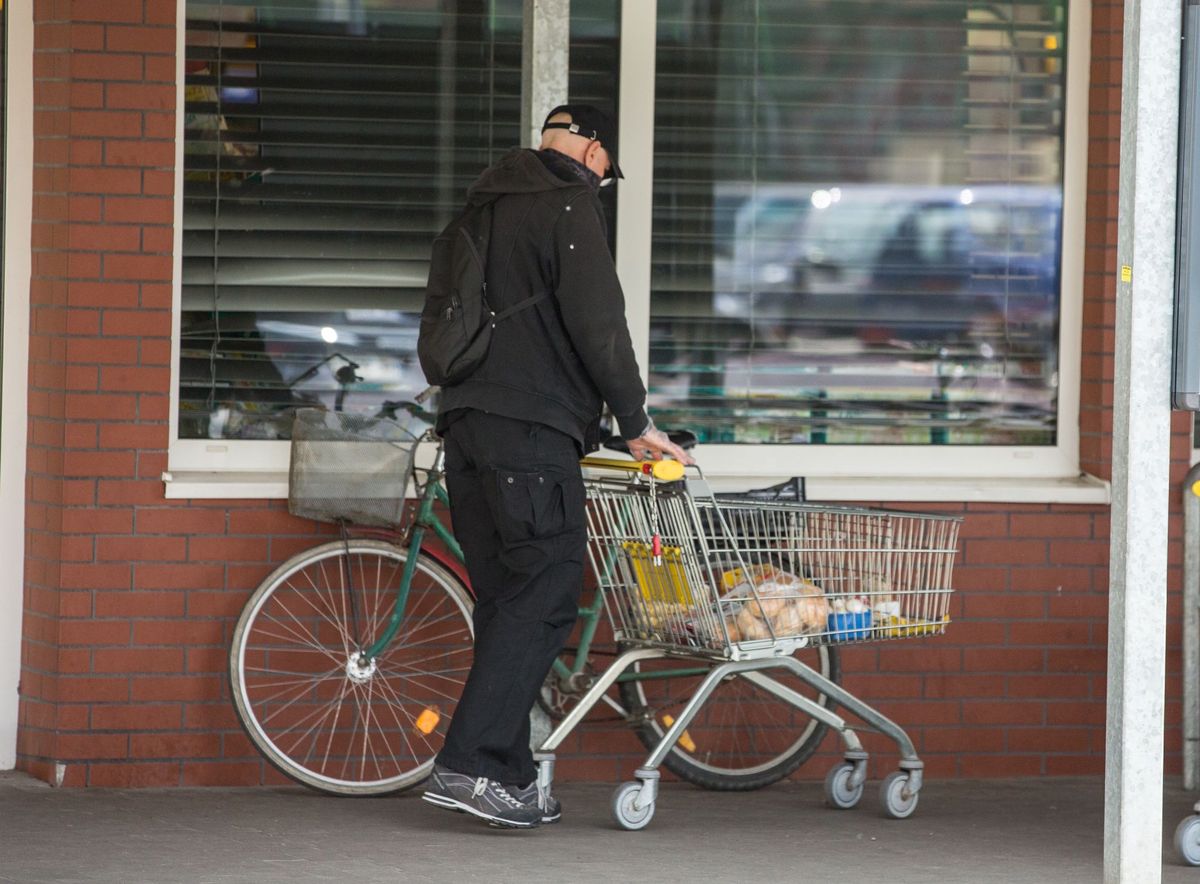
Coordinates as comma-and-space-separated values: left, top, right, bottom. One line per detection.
435, 148, 649, 447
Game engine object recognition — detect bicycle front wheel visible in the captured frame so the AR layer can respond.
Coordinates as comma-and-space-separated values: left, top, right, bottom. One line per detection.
230, 539, 474, 795
618, 643, 839, 791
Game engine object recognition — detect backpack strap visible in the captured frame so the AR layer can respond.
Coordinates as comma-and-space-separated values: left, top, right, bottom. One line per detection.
492, 291, 549, 323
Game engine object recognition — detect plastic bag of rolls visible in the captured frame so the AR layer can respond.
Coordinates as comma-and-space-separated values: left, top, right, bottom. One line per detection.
719, 567, 829, 644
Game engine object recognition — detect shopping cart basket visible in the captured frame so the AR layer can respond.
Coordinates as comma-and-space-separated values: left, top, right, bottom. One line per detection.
532, 462, 962, 830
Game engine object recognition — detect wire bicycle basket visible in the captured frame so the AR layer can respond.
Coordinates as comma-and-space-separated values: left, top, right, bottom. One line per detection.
287, 408, 420, 528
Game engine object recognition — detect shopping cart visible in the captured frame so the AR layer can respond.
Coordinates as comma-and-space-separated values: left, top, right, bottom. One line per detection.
532, 462, 962, 830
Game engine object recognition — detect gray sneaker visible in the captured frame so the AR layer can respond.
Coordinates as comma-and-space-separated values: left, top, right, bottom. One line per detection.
508, 781, 562, 824
422, 764, 542, 829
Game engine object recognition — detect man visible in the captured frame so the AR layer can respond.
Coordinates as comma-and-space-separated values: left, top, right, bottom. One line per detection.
421, 105, 694, 828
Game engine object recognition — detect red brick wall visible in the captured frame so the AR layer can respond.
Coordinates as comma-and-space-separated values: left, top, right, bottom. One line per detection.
15, 0, 1192, 787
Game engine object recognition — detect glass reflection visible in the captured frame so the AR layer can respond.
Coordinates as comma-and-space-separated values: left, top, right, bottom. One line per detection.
181, 0, 620, 440
649, 0, 1067, 446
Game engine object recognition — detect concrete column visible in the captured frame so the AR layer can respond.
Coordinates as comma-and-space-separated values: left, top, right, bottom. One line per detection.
521, 0, 569, 750
614, 0, 657, 379
1103, 0, 1182, 879
521, 0, 569, 149
1183, 466, 1200, 790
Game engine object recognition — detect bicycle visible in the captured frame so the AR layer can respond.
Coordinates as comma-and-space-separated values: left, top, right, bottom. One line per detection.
228, 391, 839, 796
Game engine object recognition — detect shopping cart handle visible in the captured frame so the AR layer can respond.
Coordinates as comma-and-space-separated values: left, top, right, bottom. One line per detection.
580, 456, 687, 482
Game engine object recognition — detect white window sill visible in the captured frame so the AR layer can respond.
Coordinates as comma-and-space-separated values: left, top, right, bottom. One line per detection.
163, 469, 1111, 505
702, 472, 1110, 504
163, 470, 291, 500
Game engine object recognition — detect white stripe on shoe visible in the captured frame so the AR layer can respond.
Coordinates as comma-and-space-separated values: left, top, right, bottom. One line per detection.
421, 790, 540, 829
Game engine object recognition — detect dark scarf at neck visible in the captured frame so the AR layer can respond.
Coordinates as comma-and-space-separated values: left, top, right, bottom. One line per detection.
535, 148, 601, 191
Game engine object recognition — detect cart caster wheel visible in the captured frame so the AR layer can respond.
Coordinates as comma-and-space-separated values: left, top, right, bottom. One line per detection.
879, 771, 919, 819
1174, 815, 1200, 865
612, 781, 655, 831
824, 763, 863, 810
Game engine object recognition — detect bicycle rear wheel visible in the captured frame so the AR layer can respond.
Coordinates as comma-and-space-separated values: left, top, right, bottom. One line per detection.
230, 539, 474, 795
618, 644, 839, 791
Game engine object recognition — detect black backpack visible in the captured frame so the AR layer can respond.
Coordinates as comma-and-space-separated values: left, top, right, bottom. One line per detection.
417, 200, 547, 387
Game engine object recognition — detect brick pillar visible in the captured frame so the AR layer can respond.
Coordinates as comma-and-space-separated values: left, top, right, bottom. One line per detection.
1080, 0, 1121, 481
19, 0, 177, 786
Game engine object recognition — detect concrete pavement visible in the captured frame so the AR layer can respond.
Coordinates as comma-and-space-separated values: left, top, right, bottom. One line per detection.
3, 771, 1200, 883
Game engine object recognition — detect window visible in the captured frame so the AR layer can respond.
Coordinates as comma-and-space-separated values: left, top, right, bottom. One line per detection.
178, 0, 617, 448
172, 0, 1093, 495
647, 1, 1069, 450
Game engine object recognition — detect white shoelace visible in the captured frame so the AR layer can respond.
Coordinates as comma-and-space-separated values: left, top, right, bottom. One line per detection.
472, 777, 523, 808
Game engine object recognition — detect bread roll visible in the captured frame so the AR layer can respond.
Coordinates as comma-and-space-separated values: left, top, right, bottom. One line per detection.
735, 604, 772, 640
722, 615, 742, 643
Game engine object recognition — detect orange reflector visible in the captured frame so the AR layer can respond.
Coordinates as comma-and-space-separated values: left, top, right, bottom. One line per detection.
415, 707, 441, 735
661, 714, 697, 754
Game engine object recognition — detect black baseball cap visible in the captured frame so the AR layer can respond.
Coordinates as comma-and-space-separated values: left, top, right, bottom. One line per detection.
541, 104, 624, 180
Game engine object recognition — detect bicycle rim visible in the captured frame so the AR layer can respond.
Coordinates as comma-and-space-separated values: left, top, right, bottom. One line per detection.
230, 540, 473, 795
619, 644, 838, 790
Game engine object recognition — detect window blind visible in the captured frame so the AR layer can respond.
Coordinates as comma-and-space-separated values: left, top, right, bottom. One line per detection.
181, 0, 619, 441
648, 0, 1066, 446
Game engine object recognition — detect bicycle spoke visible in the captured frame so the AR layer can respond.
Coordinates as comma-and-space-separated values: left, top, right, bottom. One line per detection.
392, 623, 473, 652
380, 662, 471, 687
246, 625, 342, 665
374, 672, 463, 707
301, 695, 344, 776
391, 591, 446, 644
363, 679, 405, 782
370, 677, 418, 759
325, 556, 356, 655
302, 678, 353, 774
244, 672, 341, 692
259, 610, 344, 669
265, 671, 350, 743
246, 664, 341, 707
373, 670, 439, 757
355, 680, 379, 782
362, 553, 403, 643
368, 673, 422, 764
338, 682, 365, 781
244, 662, 340, 677
382, 660, 471, 677
289, 565, 355, 653
256, 681, 345, 734
382, 643, 472, 670
344, 680, 386, 783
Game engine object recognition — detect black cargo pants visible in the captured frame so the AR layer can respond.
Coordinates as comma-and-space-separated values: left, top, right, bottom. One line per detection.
435, 410, 586, 786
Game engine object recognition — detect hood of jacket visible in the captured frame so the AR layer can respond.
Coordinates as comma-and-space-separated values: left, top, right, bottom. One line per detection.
466, 148, 595, 205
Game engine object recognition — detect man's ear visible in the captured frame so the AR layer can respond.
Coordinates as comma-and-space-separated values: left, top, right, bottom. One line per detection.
585, 140, 605, 171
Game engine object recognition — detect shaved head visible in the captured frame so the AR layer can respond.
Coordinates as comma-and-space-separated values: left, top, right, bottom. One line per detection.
539, 111, 613, 181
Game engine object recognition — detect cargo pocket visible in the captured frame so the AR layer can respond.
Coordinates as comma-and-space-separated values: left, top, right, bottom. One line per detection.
492, 470, 560, 538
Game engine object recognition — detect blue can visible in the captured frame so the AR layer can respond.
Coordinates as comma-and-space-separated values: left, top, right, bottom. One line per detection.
827, 610, 872, 642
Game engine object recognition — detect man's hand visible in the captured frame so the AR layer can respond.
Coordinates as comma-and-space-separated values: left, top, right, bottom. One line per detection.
627, 426, 696, 466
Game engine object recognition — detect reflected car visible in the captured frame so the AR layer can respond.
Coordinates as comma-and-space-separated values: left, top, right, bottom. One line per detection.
713, 183, 1062, 341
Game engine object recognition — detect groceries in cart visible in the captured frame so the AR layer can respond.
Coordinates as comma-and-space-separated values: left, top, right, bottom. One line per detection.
718, 565, 829, 642
618, 543, 951, 649
716, 565, 951, 646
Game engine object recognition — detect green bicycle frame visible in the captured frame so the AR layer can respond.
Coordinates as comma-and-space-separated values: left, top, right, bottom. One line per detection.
360, 443, 710, 688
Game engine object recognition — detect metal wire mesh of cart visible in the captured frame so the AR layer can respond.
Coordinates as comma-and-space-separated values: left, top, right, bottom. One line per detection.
583, 474, 962, 657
